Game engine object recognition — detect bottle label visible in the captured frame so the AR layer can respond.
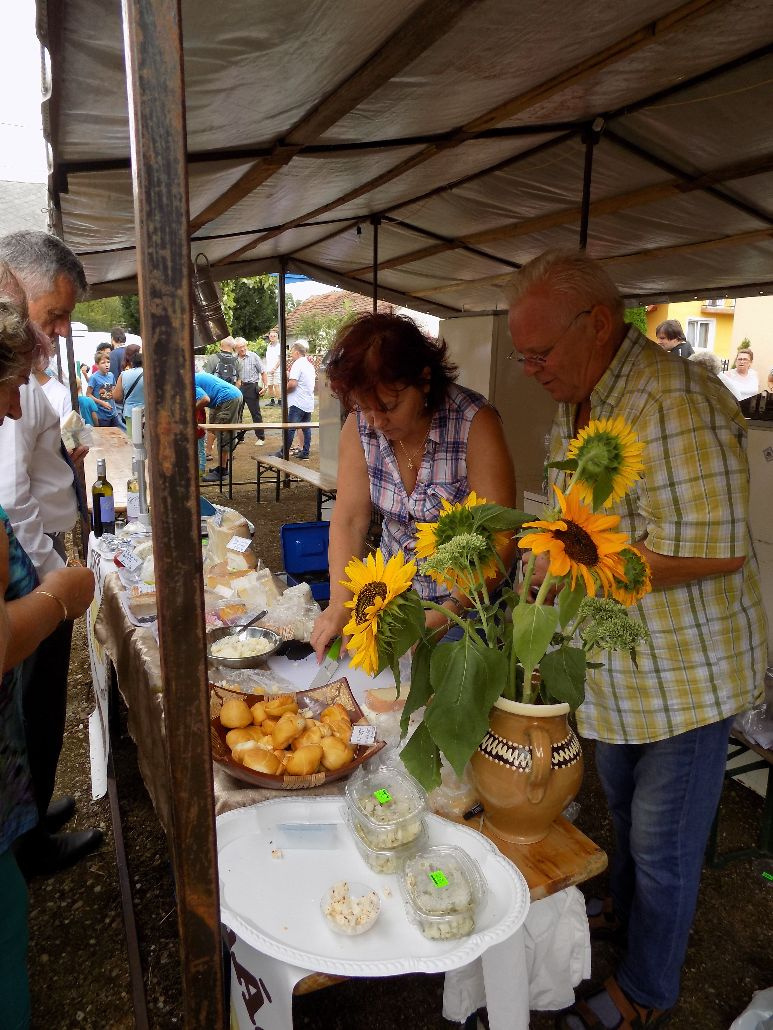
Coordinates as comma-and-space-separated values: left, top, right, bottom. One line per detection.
127, 492, 141, 520
100, 496, 115, 524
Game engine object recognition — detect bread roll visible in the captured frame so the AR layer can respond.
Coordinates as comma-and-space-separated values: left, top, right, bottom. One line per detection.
260, 717, 278, 734
271, 713, 306, 749
325, 716, 353, 742
220, 698, 253, 728
285, 744, 323, 776
250, 701, 267, 725
264, 695, 298, 717
292, 724, 323, 750
320, 703, 350, 724
242, 749, 282, 775
320, 735, 355, 771
231, 740, 262, 763
225, 727, 256, 749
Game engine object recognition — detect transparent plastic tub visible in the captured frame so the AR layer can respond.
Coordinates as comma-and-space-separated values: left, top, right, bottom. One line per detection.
320, 880, 380, 936
399, 844, 486, 941
345, 765, 426, 850
345, 807, 427, 875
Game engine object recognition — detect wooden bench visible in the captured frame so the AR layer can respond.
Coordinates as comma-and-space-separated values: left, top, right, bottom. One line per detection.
254, 455, 337, 520
707, 726, 773, 867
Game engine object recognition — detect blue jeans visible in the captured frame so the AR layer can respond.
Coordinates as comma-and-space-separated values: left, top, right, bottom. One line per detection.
595, 716, 733, 1010
283, 405, 312, 456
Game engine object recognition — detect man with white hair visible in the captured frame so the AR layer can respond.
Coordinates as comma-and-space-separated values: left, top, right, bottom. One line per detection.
233, 336, 266, 446
507, 249, 767, 1028
0, 230, 103, 876
274, 339, 315, 459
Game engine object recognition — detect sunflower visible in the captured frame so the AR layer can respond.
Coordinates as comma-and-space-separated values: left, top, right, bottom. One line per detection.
609, 546, 652, 606
341, 550, 416, 676
415, 492, 511, 590
519, 485, 629, 596
565, 416, 645, 509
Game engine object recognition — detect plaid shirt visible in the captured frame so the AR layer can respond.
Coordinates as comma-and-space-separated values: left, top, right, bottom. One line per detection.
236, 350, 264, 384
357, 384, 486, 601
548, 326, 767, 744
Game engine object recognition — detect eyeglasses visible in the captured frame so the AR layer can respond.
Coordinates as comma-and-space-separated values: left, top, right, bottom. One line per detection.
508, 308, 593, 366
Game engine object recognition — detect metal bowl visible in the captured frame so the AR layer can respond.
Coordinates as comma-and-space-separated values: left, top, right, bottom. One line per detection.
206, 626, 282, 668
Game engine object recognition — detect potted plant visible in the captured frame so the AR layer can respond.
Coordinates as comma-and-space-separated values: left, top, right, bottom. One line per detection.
339, 417, 651, 842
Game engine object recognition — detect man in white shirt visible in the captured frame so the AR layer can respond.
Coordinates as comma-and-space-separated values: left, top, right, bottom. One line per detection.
0, 230, 103, 876
720, 348, 760, 401
264, 328, 282, 405
274, 339, 316, 459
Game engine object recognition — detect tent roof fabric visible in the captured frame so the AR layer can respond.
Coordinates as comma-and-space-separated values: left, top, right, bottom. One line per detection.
37, 0, 773, 312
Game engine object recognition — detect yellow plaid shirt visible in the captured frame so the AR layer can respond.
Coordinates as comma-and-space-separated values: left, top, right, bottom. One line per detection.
548, 326, 767, 744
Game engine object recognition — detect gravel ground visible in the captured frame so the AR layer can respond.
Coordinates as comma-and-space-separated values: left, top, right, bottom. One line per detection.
24, 403, 773, 1029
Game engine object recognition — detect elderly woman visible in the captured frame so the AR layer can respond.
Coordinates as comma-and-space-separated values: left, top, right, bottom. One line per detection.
0, 272, 94, 1026
311, 312, 517, 659
655, 318, 694, 359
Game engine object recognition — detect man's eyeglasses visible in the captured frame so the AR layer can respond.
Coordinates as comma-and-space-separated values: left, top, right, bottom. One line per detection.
508, 308, 593, 366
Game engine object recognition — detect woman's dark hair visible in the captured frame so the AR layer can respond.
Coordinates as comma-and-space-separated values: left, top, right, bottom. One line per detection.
124, 343, 142, 368
655, 319, 685, 341
325, 313, 457, 413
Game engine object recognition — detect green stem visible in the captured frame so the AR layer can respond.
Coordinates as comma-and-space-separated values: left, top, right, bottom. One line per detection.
520, 552, 536, 603
534, 573, 556, 607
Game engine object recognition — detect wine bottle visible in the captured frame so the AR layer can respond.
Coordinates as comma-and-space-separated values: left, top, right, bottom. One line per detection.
92, 458, 115, 537
126, 457, 141, 522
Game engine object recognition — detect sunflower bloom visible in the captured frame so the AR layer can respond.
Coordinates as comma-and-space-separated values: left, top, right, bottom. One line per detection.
341, 550, 416, 676
415, 491, 510, 590
610, 546, 652, 606
566, 416, 645, 509
519, 485, 628, 596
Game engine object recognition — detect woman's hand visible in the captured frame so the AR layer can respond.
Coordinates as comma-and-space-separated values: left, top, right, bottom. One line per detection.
311, 603, 349, 662
40, 566, 95, 621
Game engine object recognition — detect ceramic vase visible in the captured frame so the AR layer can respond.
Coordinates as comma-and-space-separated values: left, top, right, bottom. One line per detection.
468, 696, 583, 844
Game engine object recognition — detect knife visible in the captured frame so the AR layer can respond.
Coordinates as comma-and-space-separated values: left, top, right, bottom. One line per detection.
309, 637, 344, 689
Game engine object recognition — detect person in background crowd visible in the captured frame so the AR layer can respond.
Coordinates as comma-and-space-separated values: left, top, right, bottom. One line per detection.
77, 364, 99, 426
90, 340, 111, 373
264, 328, 282, 405
654, 318, 694, 359
195, 384, 209, 479
311, 313, 517, 659
0, 229, 103, 878
112, 344, 143, 438
87, 350, 125, 429
196, 370, 243, 481
33, 349, 72, 423
0, 274, 95, 1029
506, 249, 766, 1030
720, 347, 760, 401
107, 326, 126, 382
233, 337, 266, 447
273, 339, 315, 459
688, 349, 721, 376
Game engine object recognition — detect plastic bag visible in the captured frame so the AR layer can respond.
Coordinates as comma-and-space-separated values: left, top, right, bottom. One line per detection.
733, 703, 773, 750
730, 988, 773, 1030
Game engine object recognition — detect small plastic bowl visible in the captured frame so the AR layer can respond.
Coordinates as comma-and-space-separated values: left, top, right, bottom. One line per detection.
320, 880, 381, 936
345, 808, 428, 875
399, 845, 486, 941
345, 765, 427, 850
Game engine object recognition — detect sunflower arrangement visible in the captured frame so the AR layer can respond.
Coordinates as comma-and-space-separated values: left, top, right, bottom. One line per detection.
340, 418, 652, 789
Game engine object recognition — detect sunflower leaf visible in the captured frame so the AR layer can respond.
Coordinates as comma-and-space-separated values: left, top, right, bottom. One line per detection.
472, 505, 532, 531
511, 603, 559, 676
539, 645, 586, 709
399, 721, 442, 791
557, 578, 585, 629
546, 459, 578, 472
424, 638, 507, 779
400, 638, 433, 737
591, 469, 614, 510
378, 590, 425, 679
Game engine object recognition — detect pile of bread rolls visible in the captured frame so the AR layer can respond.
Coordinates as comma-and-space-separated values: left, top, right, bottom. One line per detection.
219, 694, 355, 776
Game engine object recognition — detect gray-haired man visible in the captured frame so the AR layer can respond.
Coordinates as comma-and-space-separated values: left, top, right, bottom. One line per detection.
0, 230, 103, 876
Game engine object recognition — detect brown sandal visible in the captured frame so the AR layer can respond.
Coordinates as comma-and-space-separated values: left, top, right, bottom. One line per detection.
586, 896, 624, 941
556, 977, 670, 1030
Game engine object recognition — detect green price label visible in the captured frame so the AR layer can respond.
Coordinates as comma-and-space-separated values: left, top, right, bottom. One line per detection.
373, 789, 392, 804
428, 869, 449, 888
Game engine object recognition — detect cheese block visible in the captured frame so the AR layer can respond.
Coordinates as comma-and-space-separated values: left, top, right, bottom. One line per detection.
206, 511, 251, 563
126, 593, 157, 620
134, 540, 153, 561
226, 548, 258, 572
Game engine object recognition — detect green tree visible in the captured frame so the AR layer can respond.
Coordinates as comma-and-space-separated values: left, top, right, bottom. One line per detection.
119, 295, 141, 333
220, 276, 278, 341
72, 296, 125, 332
624, 306, 648, 335
293, 300, 357, 355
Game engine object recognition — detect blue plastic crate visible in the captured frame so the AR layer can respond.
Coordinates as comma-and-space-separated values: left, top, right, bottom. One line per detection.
281, 521, 330, 602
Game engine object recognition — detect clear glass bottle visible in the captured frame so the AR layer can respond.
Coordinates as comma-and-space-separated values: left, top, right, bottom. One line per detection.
92, 457, 115, 537
126, 457, 141, 523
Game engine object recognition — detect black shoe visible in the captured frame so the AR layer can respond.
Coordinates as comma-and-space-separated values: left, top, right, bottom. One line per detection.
202, 468, 227, 482
18, 828, 104, 878
44, 796, 76, 834
234, 432, 245, 445
296, 452, 309, 459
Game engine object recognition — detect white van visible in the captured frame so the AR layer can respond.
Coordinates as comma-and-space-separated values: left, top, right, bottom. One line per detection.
54, 323, 142, 384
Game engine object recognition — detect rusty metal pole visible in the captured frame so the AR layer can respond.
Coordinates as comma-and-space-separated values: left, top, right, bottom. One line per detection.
278, 258, 289, 456
121, 1, 224, 1026
371, 215, 380, 312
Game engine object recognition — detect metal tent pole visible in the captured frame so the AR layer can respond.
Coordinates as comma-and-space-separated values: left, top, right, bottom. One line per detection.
579, 119, 603, 250
371, 215, 380, 312
121, 1, 224, 1026
278, 257, 289, 456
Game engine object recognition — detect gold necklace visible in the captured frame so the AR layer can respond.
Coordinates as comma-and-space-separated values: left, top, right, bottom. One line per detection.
398, 433, 428, 471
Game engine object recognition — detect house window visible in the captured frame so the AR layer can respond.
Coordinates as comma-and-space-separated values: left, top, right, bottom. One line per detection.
686, 318, 715, 350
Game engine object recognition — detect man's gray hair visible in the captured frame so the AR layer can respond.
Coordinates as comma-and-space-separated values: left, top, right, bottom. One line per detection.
233, 337, 248, 349
0, 230, 87, 302
504, 249, 625, 320
689, 350, 721, 376
293, 339, 308, 355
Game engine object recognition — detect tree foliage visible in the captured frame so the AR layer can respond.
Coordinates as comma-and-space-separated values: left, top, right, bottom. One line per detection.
220, 276, 278, 341
119, 295, 141, 333
293, 300, 358, 354
72, 296, 126, 332
624, 306, 648, 335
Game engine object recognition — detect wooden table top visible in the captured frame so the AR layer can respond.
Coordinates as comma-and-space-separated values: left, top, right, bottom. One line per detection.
84, 427, 134, 511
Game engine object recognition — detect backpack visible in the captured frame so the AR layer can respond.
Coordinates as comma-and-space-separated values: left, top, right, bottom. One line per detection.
215, 350, 239, 384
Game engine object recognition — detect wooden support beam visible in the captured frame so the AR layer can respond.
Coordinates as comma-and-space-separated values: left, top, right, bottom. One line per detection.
121, 1, 224, 1027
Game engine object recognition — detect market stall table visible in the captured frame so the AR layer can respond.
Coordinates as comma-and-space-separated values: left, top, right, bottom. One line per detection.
88, 550, 605, 1028
83, 426, 133, 512
203, 421, 319, 500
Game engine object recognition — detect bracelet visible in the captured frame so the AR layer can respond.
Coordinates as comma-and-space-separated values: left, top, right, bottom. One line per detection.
37, 589, 69, 623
